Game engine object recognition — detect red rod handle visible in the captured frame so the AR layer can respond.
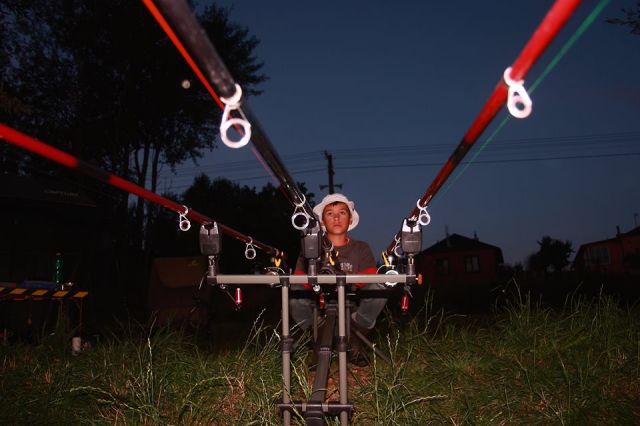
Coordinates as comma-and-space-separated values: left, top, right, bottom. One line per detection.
141, 0, 227, 106
0, 123, 281, 256
142, 0, 315, 219
388, 0, 583, 255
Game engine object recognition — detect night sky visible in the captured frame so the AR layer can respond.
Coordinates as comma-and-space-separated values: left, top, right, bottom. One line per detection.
163, 0, 640, 265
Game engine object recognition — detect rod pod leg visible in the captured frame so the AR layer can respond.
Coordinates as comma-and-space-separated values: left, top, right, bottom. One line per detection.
337, 280, 349, 425
281, 284, 292, 426
305, 306, 336, 424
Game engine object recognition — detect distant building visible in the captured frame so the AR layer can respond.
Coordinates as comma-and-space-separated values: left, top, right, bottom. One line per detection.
574, 226, 640, 274
0, 174, 97, 283
415, 233, 504, 286
147, 256, 210, 325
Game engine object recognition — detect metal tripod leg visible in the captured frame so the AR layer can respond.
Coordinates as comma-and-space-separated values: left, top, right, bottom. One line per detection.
337, 280, 349, 426
305, 306, 336, 425
281, 284, 292, 426
281, 282, 352, 425
305, 280, 350, 425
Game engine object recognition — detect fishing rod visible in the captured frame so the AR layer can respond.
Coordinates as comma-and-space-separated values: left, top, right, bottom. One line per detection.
386, 0, 583, 256
142, 0, 316, 230
0, 123, 282, 258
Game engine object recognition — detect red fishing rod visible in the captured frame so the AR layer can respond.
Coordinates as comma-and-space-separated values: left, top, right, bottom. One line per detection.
0, 123, 282, 257
141, 0, 316, 226
386, 0, 583, 256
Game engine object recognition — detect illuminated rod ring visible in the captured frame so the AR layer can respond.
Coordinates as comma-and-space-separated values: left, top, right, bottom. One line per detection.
416, 199, 431, 226
220, 84, 252, 149
179, 205, 191, 231
393, 240, 404, 258
503, 67, 532, 119
291, 194, 310, 230
245, 238, 257, 260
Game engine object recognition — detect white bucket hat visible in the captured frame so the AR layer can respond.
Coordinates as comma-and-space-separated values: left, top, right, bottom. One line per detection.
312, 193, 360, 231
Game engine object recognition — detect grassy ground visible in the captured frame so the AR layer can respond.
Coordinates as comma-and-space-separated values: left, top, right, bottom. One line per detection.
1, 291, 639, 425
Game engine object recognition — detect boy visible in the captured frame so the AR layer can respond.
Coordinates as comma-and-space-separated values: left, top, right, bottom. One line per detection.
290, 193, 387, 365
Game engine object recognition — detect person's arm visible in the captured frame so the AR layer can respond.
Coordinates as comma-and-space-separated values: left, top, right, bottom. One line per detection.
294, 256, 306, 274
354, 242, 377, 288
294, 255, 312, 289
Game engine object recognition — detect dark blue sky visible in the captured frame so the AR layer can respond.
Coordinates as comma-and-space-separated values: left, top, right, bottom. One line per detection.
165, 0, 640, 265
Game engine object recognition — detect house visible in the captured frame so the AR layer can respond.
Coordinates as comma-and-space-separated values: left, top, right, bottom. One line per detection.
415, 232, 504, 286
0, 174, 101, 341
574, 226, 640, 274
147, 256, 211, 325
0, 174, 97, 283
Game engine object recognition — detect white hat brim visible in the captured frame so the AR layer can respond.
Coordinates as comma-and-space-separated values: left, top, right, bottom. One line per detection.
313, 193, 359, 231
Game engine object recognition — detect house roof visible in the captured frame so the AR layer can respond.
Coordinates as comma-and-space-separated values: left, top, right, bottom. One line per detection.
421, 233, 503, 258
623, 226, 640, 237
576, 226, 640, 250
574, 226, 640, 262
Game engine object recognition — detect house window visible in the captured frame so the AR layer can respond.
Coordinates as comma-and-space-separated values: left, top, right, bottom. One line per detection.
435, 258, 449, 276
586, 246, 610, 266
464, 256, 480, 273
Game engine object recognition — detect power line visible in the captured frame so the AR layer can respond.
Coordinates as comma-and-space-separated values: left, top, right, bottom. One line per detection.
160, 151, 640, 191
8, 130, 633, 192
168, 131, 640, 176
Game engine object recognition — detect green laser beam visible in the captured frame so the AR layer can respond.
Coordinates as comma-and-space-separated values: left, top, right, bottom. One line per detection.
433, 0, 611, 208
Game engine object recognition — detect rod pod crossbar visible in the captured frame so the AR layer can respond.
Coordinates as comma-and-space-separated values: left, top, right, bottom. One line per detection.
211, 274, 413, 286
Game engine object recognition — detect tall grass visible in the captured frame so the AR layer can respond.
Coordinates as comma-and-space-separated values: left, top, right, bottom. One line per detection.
1, 292, 639, 424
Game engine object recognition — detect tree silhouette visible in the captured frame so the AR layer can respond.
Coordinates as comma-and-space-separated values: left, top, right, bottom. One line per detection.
527, 236, 574, 273
0, 0, 267, 250
607, 1, 640, 34
149, 175, 315, 272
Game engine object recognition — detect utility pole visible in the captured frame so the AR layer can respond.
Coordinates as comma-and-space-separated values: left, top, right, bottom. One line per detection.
319, 150, 342, 194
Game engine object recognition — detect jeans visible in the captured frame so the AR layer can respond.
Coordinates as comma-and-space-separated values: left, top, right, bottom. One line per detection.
289, 283, 387, 330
